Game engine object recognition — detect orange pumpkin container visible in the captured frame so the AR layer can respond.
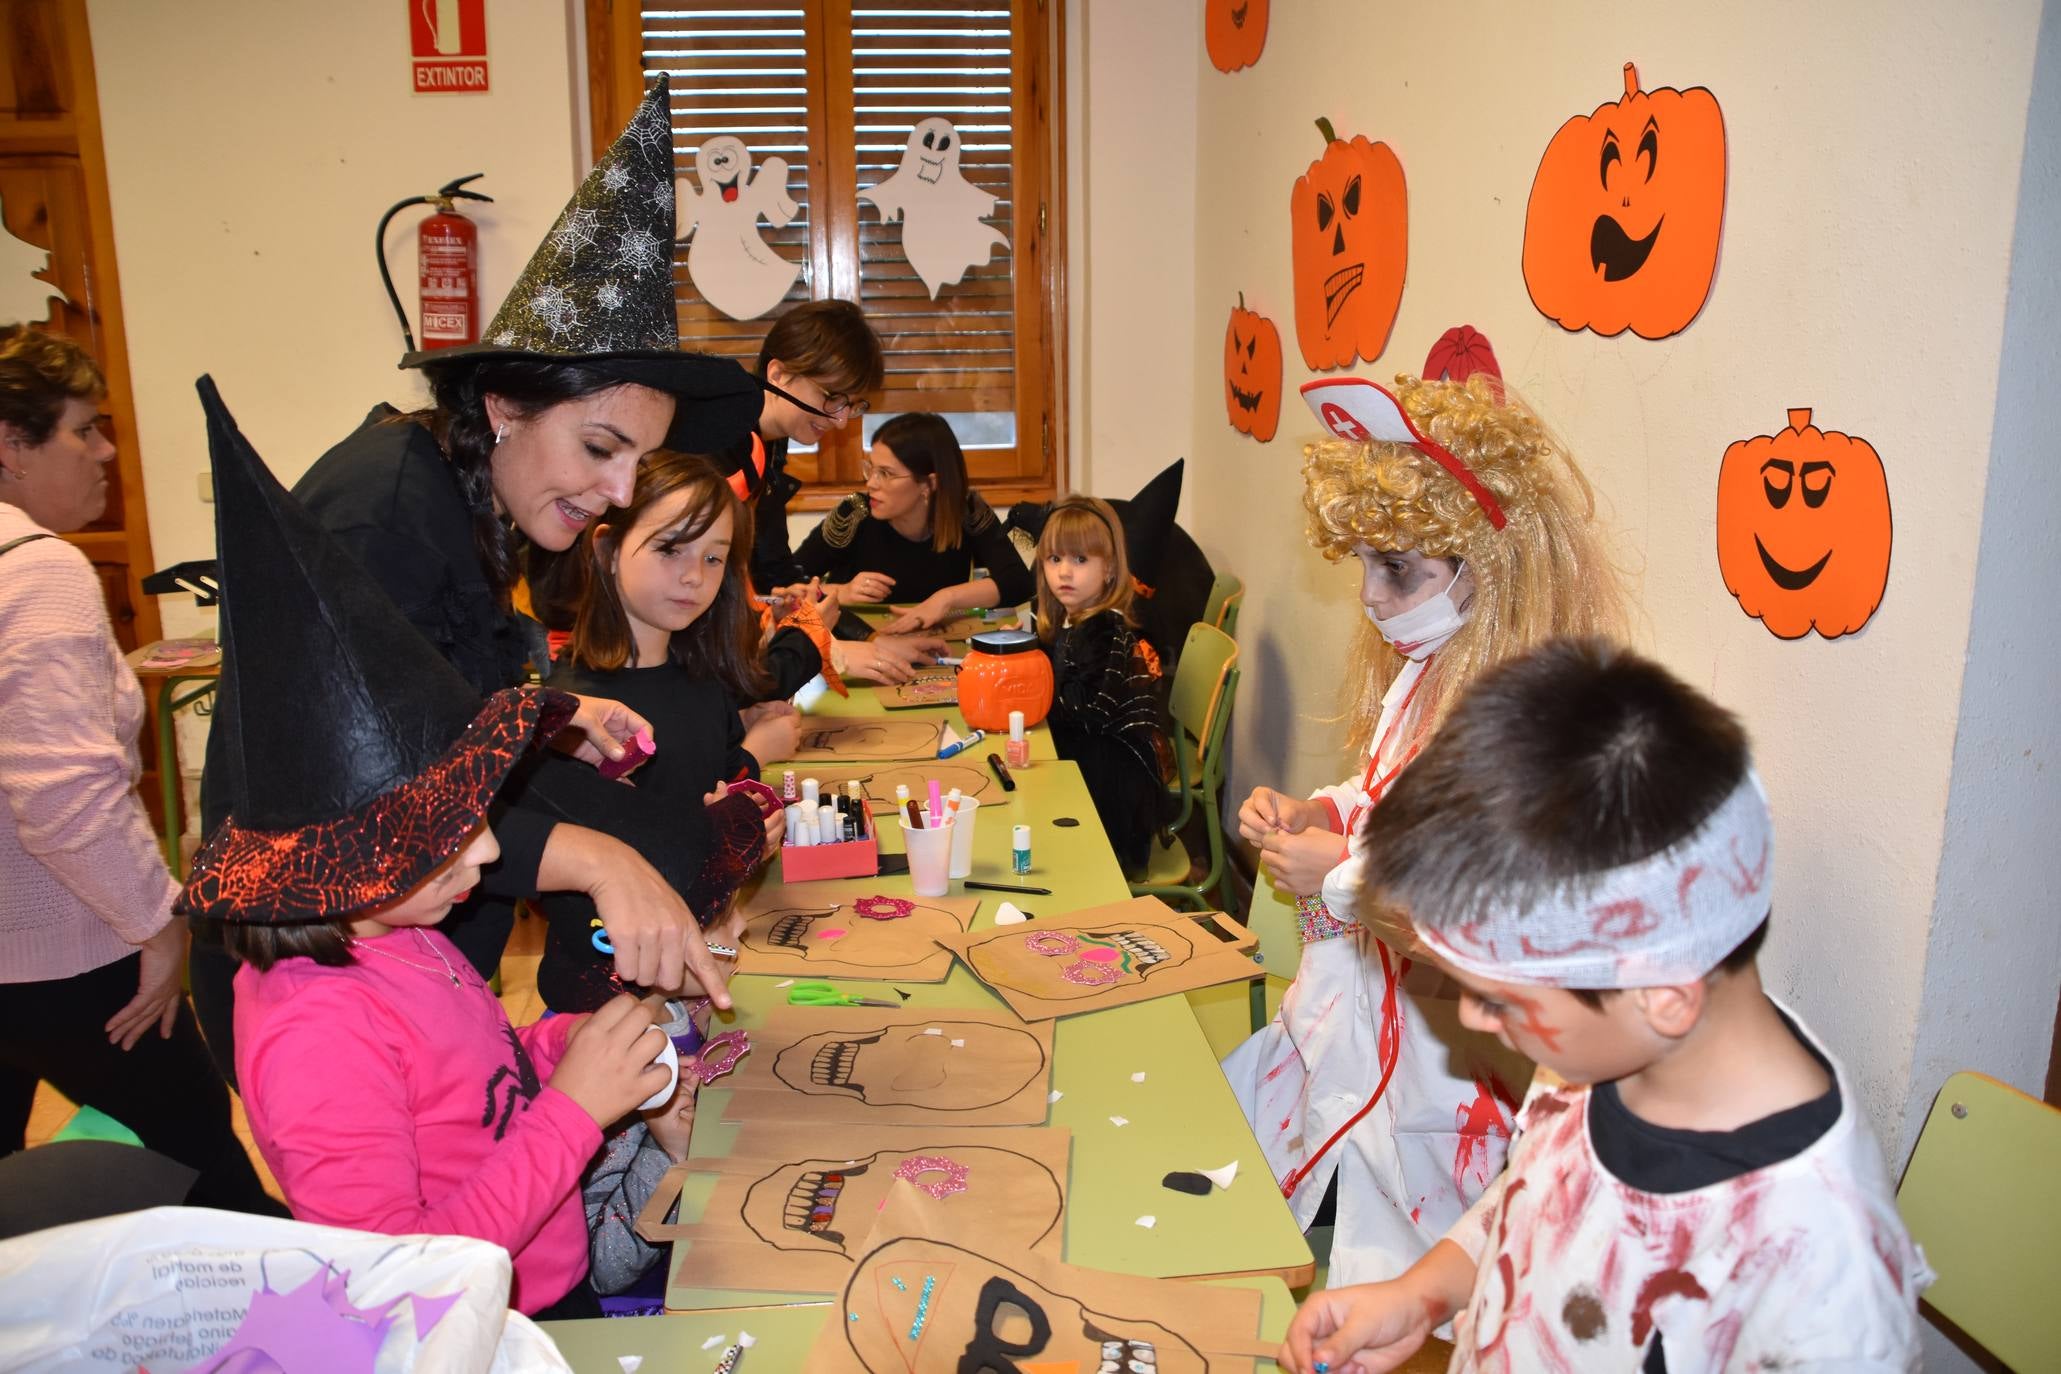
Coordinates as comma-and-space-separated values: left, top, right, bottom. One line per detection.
957, 630, 1054, 732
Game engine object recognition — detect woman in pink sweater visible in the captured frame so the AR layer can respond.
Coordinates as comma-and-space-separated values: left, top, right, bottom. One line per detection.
0, 326, 273, 1214
179, 380, 681, 1316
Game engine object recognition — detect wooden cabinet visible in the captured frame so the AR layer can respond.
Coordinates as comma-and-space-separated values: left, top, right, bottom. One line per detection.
5, 0, 164, 817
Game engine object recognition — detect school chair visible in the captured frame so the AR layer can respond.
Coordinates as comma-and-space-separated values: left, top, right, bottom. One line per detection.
1203, 570, 1244, 639
1130, 622, 1240, 913
1185, 866, 1303, 1059
1897, 1070, 2061, 1369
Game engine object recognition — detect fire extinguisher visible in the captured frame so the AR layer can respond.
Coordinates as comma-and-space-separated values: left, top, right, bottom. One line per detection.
376, 173, 493, 353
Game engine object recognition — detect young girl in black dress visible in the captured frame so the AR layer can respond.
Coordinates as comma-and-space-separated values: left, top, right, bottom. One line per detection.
537, 452, 789, 1011
1033, 496, 1171, 874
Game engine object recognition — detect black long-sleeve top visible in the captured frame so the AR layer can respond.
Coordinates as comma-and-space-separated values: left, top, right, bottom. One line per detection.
792, 490, 1035, 609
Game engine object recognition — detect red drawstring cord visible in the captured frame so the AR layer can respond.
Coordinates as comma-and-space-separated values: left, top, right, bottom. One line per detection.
1280, 942, 1408, 1200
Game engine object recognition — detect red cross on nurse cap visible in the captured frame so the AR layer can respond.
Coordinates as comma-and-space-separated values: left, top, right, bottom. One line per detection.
1300, 377, 1508, 530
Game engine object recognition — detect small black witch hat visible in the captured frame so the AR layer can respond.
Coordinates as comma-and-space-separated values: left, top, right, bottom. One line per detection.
401, 75, 761, 454
176, 377, 574, 925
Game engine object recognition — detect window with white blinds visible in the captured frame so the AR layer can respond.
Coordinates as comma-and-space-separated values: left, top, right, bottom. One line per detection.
590, 1, 1062, 502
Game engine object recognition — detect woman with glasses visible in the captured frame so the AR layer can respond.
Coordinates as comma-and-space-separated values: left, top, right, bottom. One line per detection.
792, 412, 1035, 634
709, 300, 949, 687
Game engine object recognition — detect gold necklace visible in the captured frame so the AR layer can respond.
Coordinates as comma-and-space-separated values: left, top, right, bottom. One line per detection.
351, 929, 463, 986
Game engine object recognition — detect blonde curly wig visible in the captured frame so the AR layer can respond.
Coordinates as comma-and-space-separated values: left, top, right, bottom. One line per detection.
1303, 374, 1625, 752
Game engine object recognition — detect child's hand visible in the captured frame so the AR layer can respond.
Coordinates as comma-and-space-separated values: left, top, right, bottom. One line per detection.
548, 994, 674, 1129
1239, 786, 1318, 844
741, 703, 802, 767
641, 1061, 702, 1162
1280, 1281, 1430, 1374
880, 590, 954, 635
1259, 826, 1349, 899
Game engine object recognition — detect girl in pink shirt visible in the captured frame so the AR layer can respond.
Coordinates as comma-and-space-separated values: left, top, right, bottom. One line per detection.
177, 379, 687, 1316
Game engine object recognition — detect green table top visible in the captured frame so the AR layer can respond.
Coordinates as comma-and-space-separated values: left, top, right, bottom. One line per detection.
786, 680, 1057, 763
663, 757, 1312, 1310
541, 1275, 1294, 1371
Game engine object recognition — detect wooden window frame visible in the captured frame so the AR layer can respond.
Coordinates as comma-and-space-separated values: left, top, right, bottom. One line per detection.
585, 0, 1066, 512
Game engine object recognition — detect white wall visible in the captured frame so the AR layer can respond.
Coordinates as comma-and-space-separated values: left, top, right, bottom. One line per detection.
88, 0, 586, 640
1179, 0, 2052, 1168
1904, 1, 2061, 1158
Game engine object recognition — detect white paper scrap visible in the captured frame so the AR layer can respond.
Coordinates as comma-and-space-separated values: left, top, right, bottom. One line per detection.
923, 1027, 943, 1036
1201, 1160, 1240, 1190
951, 1038, 966, 1047
618, 1359, 643, 1373
1135, 1215, 1156, 1229
1109, 1115, 1129, 1127
1048, 1089, 1064, 1103
739, 1332, 759, 1348
994, 902, 1029, 925
700, 1336, 726, 1351
775, 979, 795, 988
1130, 1072, 1147, 1083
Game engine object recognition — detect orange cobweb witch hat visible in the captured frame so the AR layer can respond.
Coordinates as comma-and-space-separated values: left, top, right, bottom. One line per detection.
175, 377, 575, 925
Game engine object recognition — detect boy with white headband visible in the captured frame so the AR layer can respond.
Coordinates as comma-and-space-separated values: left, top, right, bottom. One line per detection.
1281, 638, 1929, 1374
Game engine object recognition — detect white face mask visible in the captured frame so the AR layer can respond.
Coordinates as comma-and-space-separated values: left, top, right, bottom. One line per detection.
1365, 560, 1468, 659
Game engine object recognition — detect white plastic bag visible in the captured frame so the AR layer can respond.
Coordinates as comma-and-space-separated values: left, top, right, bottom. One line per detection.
0, 1206, 571, 1373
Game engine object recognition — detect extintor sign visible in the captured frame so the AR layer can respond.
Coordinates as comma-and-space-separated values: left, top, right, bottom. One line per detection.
409, 0, 489, 94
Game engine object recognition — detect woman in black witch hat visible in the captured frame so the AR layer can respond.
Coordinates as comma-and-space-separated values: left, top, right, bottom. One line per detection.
191, 78, 761, 1080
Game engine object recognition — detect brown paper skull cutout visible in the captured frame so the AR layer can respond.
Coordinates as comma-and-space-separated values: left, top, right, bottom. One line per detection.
775, 1020, 1047, 1111
741, 900, 963, 970
966, 923, 1197, 1002
840, 1238, 1208, 1374
741, 1146, 1063, 1258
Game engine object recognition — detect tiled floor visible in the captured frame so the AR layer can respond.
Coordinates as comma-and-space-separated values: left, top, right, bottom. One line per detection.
22, 912, 550, 1201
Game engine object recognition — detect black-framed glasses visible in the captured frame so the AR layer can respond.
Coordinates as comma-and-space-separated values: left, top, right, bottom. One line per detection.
820, 389, 871, 420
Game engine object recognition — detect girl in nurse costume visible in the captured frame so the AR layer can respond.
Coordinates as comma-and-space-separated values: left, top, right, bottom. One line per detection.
1222, 373, 1624, 1288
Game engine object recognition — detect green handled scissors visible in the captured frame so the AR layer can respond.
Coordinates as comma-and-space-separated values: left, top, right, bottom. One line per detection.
788, 981, 902, 1009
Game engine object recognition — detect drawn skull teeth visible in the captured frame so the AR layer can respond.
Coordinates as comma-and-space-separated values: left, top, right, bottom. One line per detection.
811, 1040, 856, 1087
770, 912, 814, 948
784, 1165, 865, 1239
1111, 932, 1169, 967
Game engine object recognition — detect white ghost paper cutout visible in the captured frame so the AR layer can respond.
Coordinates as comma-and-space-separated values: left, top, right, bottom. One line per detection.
0, 194, 62, 326
676, 136, 801, 321
859, 117, 1009, 299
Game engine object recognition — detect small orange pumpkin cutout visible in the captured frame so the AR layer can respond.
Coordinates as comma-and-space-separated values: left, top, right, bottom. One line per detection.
1205, 0, 1268, 73
1523, 62, 1726, 340
1290, 118, 1407, 371
1224, 293, 1282, 441
1716, 408, 1891, 640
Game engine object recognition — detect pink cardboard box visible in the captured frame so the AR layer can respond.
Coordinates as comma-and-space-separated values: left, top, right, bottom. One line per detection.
778, 814, 880, 883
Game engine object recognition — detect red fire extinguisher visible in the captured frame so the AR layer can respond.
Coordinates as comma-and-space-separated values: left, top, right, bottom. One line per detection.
376, 173, 493, 353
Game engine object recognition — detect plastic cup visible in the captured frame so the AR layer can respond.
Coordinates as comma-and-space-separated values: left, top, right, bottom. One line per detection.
947, 795, 980, 879
900, 815, 956, 897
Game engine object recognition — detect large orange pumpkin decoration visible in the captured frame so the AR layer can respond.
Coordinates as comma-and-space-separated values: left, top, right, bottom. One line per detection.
1224, 292, 1282, 441
1522, 63, 1726, 340
1290, 118, 1407, 371
1205, 0, 1268, 73
1716, 408, 1891, 640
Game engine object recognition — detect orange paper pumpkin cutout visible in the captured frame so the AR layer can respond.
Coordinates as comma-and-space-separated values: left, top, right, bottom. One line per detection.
1523, 63, 1726, 340
1224, 292, 1283, 441
1205, 0, 1268, 73
1290, 118, 1407, 371
1716, 408, 1891, 640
